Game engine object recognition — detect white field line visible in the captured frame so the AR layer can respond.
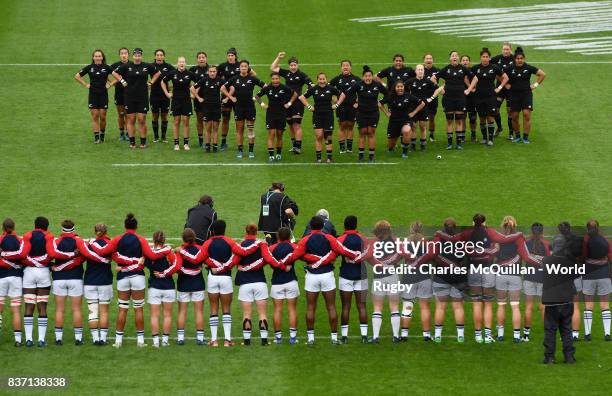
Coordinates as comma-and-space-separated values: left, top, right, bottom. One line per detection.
111, 162, 399, 167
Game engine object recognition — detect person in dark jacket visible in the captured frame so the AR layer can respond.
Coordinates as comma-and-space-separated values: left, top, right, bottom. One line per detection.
258, 182, 297, 243
541, 233, 583, 364
185, 195, 217, 244
302, 209, 337, 237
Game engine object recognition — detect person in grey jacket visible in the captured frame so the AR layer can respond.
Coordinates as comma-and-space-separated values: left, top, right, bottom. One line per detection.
302, 209, 337, 237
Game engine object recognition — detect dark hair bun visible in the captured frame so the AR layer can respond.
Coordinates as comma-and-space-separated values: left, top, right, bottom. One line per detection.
362, 65, 372, 75
126, 213, 135, 220
482, 47, 489, 52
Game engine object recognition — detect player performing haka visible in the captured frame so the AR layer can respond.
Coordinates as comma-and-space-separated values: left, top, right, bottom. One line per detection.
460, 55, 478, 142
406, 64, 442, 152
112, 48, 161, 149
505, 47, 546, 144
375, 53, 416, 87
330, 60, 360, 154
255, 72, 297, 162
189, 52, 209, 147
110, 48, 129, 141
491, 42, 515, 138
339, 65, 387, 162
432, 51, 474, 150
380, 80, 427, 158
191, 65, 223, 153
299, 73, 342, 163
161, 56, 196, 151
470, 48, 508, 146
74, 49, 112, 143
150, 49, 175, 143
221, 60, 265, 159
423, 53, 440, 142
271, 52, 313, 154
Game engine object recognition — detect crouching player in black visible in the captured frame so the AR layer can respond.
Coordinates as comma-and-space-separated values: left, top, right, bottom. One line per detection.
330, 61, 360, 154
74, 49, 112, 143
380, 80, 426, 159
255, 72, 297, 162
299, 74, 342, 163
191, 65, 223, 153
161, 56, 196, 151
506, 47, 546, 144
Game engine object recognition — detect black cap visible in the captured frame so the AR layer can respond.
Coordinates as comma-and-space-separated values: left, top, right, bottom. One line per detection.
133, 48, 143, 55
227, 47, 237, 55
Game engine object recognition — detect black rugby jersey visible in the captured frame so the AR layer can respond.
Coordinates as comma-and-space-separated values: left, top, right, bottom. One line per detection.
79, 63, 112, 93
329, 73, 360, 105
162, 69, 196, 99
278, 68, 312, 95
303, 84, 341, 113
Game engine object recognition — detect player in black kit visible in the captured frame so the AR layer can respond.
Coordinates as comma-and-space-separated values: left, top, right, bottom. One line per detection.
469, 48, 508, 146
150, 49, 175, 143
74, 49, 112, 143
406, 64, 442, 152
191, 65, 223, 153
255, 72, 298, 162
271, 52, 313, 154
330, 60, 360, 154
221, 60, 265, 159
375, 54, 415, 87
340, 65, 388, 162
432, 51, 474, 150
460, 55, 478, 143
299, 73, 342, 163
161, 56, 196, 151
506, 47, 546, 144
112, 48, 161, 148
110, 48, 129, 141
189, 52, 209, 148
423, 53, 440, 142
491, 42, 515, 139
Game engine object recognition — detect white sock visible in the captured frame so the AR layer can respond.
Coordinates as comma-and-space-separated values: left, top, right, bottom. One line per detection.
210, 315, 219, 341
307, 329, 315, 342
152, 334, 160, 346
74, 327, 83, 342
513, 328, 521, 339
222, 314, 232, 340
390, 312, 400, 337
38, 316, 48, 342
260, 328, 268, 340
136, 330, 144, 344
572, 330, 580, 338
196, 330, 205, 342
602, 310, 611, 336
360, 323, 368, 337
24, 316, 34, 342
341, 324, 349, 337
372, 312, 382, 339
331, 332, 337, 342
55, 327, 63, 341
484, 328, 492, 338
243, 329, 252, 340
100, 328, 108, 342
423, 331, 431, 339
435, 325, 443, 338
115, 331, 123, 344
497, 325, 505, 338
91, 328, 100, 343
14, 330, 22, 343
475, 329, 483, 340
289, 328, 297, 339
162, 333, 169, 344
457, 325, 465, 338
401, 328, 409, 338
177, 329, 185, 342
584, 310, 593, 335
275, 331, 282, 341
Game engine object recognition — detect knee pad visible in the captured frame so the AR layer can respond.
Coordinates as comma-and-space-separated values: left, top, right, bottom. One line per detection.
132, 298, 145, 309
87, 300, 99, 322
482, 293, 495, 302
10, 297, 22, 307
401, 301, 414, 318
259, 319, 268, 330
24, 293, 37, 305
243, 318, 252, 330
455, 113, 466, 121
36, 295, 49, 304
118, 299, 130, 310
445, 113, 455, 121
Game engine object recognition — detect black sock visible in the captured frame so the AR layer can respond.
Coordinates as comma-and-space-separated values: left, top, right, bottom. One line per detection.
402, 143, 408, 155
326, 149, 332, 160
488, 123, 495, 141
447, 133, 453, 145
456, 131, 464, 146
161, 121, 168, 140
174, 138, 179, 146
339, 140, 346, 152
429, 129, 435, 137
94, 132, 100, 142
268, 147, 274, 157
100, 129, 105, 142
198, 136, 204, 147
480, 124, 487, 140
205, 143, 211, 151
212, 143, 218, 152
368, 149, 375, 161
238, 144, 243, 152
495, 113, 502, 129
129, 136, 136, 146
222, 136, 227, 146
152, 121, 159, 139
507, 116, 513, 135
316, 150, 322, 161
140, 137, 146, 146
248, 143, 254, 153
347, 139, 353, 151
296, 140, 302, 150
183, 138, 189, 146
420, 138, 426, 149
410, 138, 416, 150
358, 149, 364, 160
291, 138, 296, 148
276, 147, 282, 155
120, 128, 125, 137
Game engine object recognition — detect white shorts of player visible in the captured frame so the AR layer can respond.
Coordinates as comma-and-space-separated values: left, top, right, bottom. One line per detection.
522, 280, 543, 297
495, 274, 522, 292
574, 277, 583, 293
402, 279, 433, 300
207, 274, 233, 294
148, 288, 177, 304
52, 279, 83, 297
0, 276, 22, 298
84, 285, 113, 302
582, 278, 612, 296
117, 275, 146, 292
238, 282, 269, 302
304, 272, 336, 293
178, 290, 205, 303
371, 274, 400, 297
338, 277, 368, 292
433, 281, 465, 300
270, 280, 300, 299
22, 267, 51, 289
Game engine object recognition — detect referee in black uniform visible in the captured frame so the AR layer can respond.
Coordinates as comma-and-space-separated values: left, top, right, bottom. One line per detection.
258, 182, 298, 243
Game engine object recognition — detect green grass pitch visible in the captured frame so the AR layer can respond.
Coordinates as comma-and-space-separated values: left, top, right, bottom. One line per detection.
1, 0, 611, 394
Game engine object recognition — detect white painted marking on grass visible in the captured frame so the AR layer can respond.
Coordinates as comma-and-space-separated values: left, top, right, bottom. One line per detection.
351, 1, 612, 56
112, 162, 398, 167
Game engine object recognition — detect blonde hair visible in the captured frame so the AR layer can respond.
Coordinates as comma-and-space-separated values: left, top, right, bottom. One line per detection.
373, 220, 392, 240
409, 221, 424, 242
153, 230, 166, 246
94, 223, 107, 238
501, 216, 517, 234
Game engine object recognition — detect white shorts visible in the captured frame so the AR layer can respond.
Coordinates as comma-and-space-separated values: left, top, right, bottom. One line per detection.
84, 285, 113, 302
149, 288, 177, 304
338, 277, 368, 292
207, 274, 233, 294
402, 278, 433, 300
270, 281, 300, 300
52, 279, 83, 297
0, 276, 22, 298
371, 274, 400, 297
178, 290, 205, 303
238, 282, 269, 302
304, 272, 336, 293
117, 275, 146, 292
22, 267, 51, 289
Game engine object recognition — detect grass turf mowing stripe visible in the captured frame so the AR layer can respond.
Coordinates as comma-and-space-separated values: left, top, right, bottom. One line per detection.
111, 162, 399, 167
